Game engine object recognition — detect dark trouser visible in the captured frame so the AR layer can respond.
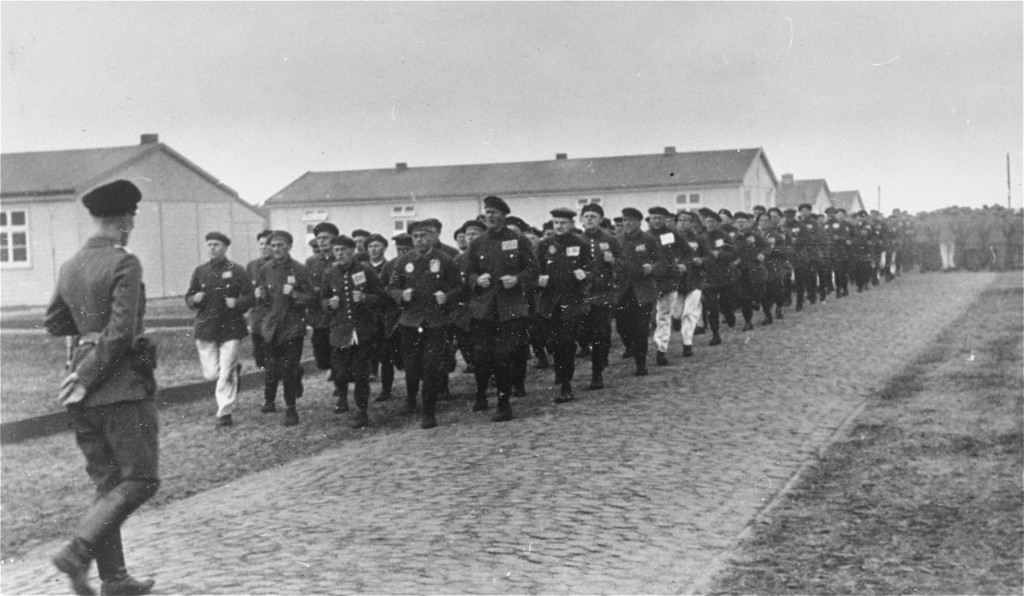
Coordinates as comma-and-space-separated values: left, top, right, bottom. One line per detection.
265, 336, 304, 407
617, 292, 654, 367
853, 259, 873, 289
66, 401, 160, 581
815, 260, 832, 296
761, 281, 785, 316
454, 324, 474, 369
311, 327, 332, 371
702, 285, 730, 333
378, 331, 402, 396
833, 258, 850, 295
471, 319, 527, 399
251, 332, 267, 369
794, 265, 817, 307
331, 343, 372, 410
527, 316, 549, 362
585, 304, 613, 373
546, 308, 584, 385
400, 326, 449, 415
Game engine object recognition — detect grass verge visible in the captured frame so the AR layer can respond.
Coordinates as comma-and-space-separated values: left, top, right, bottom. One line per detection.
709, 271, 1023, 595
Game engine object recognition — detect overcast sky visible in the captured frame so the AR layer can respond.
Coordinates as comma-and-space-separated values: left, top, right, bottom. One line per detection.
2, 2, 1021, 213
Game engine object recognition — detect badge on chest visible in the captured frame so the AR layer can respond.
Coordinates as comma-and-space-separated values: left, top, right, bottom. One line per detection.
429, 259, 440, 274
660, 232, 674, 246
501, 240, 517, 251
565, 246, 580, 257
221, 271, 233, 280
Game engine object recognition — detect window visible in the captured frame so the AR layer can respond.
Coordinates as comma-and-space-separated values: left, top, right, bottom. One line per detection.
676, 193, 700, 205
394, 220, 409, 233
0, 210, 29, 266
302, 209, 328, 222
392, 204, 415, 233
575, 197, 602, 206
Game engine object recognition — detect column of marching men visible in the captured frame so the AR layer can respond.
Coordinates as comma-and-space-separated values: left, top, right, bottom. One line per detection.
184, 196, 918, 430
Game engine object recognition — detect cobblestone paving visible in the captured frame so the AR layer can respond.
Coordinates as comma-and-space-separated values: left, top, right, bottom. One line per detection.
1, 272, 996, 595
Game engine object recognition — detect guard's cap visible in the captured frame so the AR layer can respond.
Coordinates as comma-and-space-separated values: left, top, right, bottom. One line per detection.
205, 231, 231, 246
581, 203, 604, 217
312, 222, 339, 237
550, 207, 576, 219
82, 180, 141, 217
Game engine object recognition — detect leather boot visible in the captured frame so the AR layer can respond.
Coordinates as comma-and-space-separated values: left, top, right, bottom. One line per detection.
421, 395, 437, 429
351, 408, 369, 429
492, 395, 513, 422
100, 574, 155, 596
283, 408, 299, 426
709, 332, 722, 346
554, 382, 575, 403
52, 539, 94, 596
682, 345, 694, 357
588, 371, 604, 390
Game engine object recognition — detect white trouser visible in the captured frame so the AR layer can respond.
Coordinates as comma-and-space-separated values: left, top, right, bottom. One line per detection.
679, 289, 703, 346
653, 291, 678, 352
939, 242, 956, 269
196, 339, 241, 418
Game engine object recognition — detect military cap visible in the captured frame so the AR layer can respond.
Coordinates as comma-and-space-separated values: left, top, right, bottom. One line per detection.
836, 207, 847, 215
462, 219, 486, 233
483, 195, 511, 215
541, 221, 554, 230
453, 226, 465, 240
622, 207, 644, 221
393, 233, 414, 247
550, 207, 576, 219
856, 210, 869, 217
613, 216, 624, 224
783, 208, 797, 216
648, 206, 671, 217
798, 203, 813, 212
718, 208, 733, 219
733, 211, 752, 220
366, 233, 388, 248
351, 229, 370, 239
599, 218, 612, 229
205, 231, 231, 246
312, 222, 339, 237
697, 207, 716, 218
419, 218, 443, 232
269, 230, 294, 245
580, 203, 604, 217
767, 207, 783, 217
256, 229, 274, 241
82, 180, 141, 217
406, 220, 428, 234
505, 216, 528, 231
752, 205, 767, 214
824, 206, 837, 215
330, 235, 356, 248
701, 210, 722, 223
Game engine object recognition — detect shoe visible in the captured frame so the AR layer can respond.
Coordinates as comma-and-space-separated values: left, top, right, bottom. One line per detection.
635, 364, 648, 376
725, 317, 736, 328
284, 408, 299, 426
775, 308, 783, 320
656, 351, 669, 366
588, 372, 604, 390
472, 397, 489, 412
492, 398, 513, 422
100, 574, 155, 596
333, 399, 349, 414
621, 349, 634, 359
512, 384, 526, 398
709, 333, 722, 346
351, 409, 369, 429
682, 345, 694, 357
421, 416, 437, 429
795, 303, 804, 312
373, 391, 391, 403
761, 317, 773, 326
261, 401, 277, 413
52, 548, 94, 596
533, 353, 549, 369
693, 326, 706, 335
554, 384, 576, 403
742, 322, 754, 332
216, 414, 233, 427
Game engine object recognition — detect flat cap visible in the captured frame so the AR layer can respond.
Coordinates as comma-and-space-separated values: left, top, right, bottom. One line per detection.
330, 235, 356, 248
462, 219, 487, 232
505, 216, 528, 231
798, 203, 813, 212
648, 206, 671, 217
418, 218, 443, 232
824, 206, 837, 215
718, 208, 733, 219
312, 222, 339, 237
351, 229, 370, 238
82, 180, 141, 217
483, 195, 511, 215
205, 231, 231, 246
269, 230, 294, 245
580, 203, 604, 217
621, 207, 644, 221
550, 207, 576, 219
366, 233, 388, 248
732, 211, 752, 220
393, 233, 413, 247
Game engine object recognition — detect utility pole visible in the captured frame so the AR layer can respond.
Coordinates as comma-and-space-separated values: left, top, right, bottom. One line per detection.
877, 185, 881, 213
1008, 153, 1012, 209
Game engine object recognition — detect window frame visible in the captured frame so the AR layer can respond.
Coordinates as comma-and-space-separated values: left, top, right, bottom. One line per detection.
0, 209, 30, 268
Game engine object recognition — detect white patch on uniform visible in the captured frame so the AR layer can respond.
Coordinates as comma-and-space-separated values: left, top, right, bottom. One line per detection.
501, 240, 517, 251
599, 242, 610, 250
566, 246, 580, 257
429, 259, 440, 273
352, 271, 367, 286
222, 271, 233, 279
688, 242, 698, 250
635, 244, 647, 252
287, 275, 296, 284
549, 245, 557, 255
660, 233, 674, 245
833, 223, 840, 229
715, 239, 725, 248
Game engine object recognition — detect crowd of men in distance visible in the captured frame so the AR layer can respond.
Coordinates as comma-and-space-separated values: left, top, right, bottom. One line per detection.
184, 195, 935, 432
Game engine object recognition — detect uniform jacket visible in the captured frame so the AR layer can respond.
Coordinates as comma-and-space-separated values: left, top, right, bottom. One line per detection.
580, 227, 623, 306
615, 228, 666, 305
256, 257, 314, 344
703, 234, 740, 289
387, 247, 463, 329
185, 257, 254, 343
465, 225, 541, 322
536, 232, 593, 319
677, 229, 709, 294
44, 236, 155, 406
304, 254, 334, 329
246, 256, 271, 335
452, 251, 475, 331
377, 258, 403, 337
648, 225, 689, 295
320, 260, 385, 348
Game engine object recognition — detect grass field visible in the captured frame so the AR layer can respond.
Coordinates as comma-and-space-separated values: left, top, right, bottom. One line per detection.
0, 327, 259, 422
709, 271, 1023, 594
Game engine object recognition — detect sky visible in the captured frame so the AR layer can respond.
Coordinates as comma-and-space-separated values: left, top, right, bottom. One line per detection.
2, 1, 1022, 213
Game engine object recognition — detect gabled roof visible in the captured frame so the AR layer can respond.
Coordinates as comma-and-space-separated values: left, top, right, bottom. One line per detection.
831, 190, 864, 213
267, 148, 775, 206
777, 178, 832, 210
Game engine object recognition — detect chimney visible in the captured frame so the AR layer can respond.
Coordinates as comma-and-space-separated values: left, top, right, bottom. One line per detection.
140, 134, 159, 145
664, 146, 676, 156
781, 173, 794, 185
395, 162, 408, 171
555, 153, 567, 160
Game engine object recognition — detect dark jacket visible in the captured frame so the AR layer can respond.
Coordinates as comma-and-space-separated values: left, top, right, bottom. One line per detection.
44, 236, 155, 406
615, 228, 665, 305
185, 257, 254, 343
580, 227, 623, 307
304, 254, 334, 329
465, 225, 541, 322
256, 257, 314, 344
677, 230, 708, 294
536, 232, 593, 319
387, 247, 463, 329
649, 225, 688, 295
320, 261, 385, 348
246, 256, 271, 335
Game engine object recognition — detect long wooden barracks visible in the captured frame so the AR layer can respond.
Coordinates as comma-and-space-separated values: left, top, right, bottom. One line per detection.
265, 147, 780, 257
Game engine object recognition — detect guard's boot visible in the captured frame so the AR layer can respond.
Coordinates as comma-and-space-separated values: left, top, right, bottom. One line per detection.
351, 408, 369, 429
100, 574, 155, 596
682, 344, 694, 357
53, 540, 94, 596
709, 332, 722, 346
283, 407, 299, 426
492, 394, 513, 422
588, 371, 604, 390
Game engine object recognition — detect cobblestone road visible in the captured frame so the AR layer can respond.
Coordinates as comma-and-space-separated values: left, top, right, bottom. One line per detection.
1, 272, 997, 595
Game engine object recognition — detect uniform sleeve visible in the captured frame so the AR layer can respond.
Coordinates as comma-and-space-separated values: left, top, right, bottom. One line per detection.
75, 254, 142, 390
385, 258, 407, 306
184, 265, 203, 310
44, 290, 79, 336
233, 265, 255, 313
515, 236, 540, 287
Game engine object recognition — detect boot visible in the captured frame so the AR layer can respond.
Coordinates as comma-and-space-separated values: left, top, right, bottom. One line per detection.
216, 414, 233, 428
351, 408, 369, 429
761, 316, 773, 326
283, 408, 299, 426
588, 371, 604, 390
533, 352, 549, 369
742, 321, 754, 331
53, 540, 94, 596
472, 395, 489, 412
682, 345, 694, 357
709, 332, 722, 346
374, 390, 391, 403
656, 351, 669, 366
554, 382, 575, 403
333, 398, 349, 414
512, 383, 526, 398
261, 401, 276, 413
100, 574, 155, 596
492, 395, 513, 422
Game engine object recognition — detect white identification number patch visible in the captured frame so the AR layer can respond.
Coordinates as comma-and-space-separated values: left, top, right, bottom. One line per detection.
566, 246, 580, 257
501, 240, 518, 251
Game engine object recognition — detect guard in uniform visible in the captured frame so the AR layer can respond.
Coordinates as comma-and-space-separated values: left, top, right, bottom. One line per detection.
579, 204, 622, 389
465, 196, 540, 421
615, 207, 667, 375
255, 230, 314, 426
387, 220, 463, 429
321, 235, 385, 428
45, 180, 159, 596
536, 207, 593, 402
185, 231, 254, 427
246, 229, 274, 370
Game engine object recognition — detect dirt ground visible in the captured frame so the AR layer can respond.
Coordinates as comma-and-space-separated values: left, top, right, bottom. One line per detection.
709, 271, 1023, 595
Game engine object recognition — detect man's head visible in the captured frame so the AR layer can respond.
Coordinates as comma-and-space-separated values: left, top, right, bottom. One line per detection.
351, 229, 370, 254
308, 238, 320, 258
482, 195, 510, 230
550, 208, 576, 236
205, 231, 231, 261
454, 227, 468, 251
463, 219, 486, 244
83, 180, 141, 245
505, 216, 528, 235
648, 206, 671, 230
408, 221, 437, 252
330, 235, 357, 266
621, 208, 644, 234
581, 203, 604, 231
366, 233, 388, 261
718, 209, 733, 225
393, 233, 413, 257
268, 231, 294, 261
256, 229, 274, 258
733, 212, 752, 232
798, 203, 813, 218
313, 222, 340, 255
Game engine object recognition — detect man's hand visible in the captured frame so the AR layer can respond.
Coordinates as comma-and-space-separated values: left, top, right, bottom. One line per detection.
58, 372, 86, 406
352, 290, 364, 303
604, 251, 614, 263
402, 288, 414, 302
573, 269, 586, 281
642, 263, 653, 275
329, 295, 341, 309
225, 297, 237, 309
282, 284, 294, 296
500, 275, 518, 289
676, 263, 688, 273
192, 291, 205, 304
692, 257, 703, 266
537, 275, 549, 288
434, 291, 447, 305
757, 253, 765, 262
477, 273, 492, 288
254, 286, 264, 299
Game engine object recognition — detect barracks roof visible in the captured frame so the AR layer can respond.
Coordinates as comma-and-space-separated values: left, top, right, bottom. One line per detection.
776, 178, 831, 210
266, 147, 776, 205
831, 190, 864, 212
